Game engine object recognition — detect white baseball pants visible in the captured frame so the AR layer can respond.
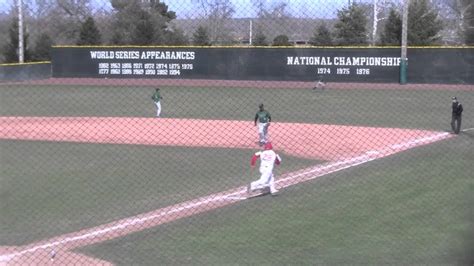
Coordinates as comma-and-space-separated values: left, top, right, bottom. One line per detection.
155, 101, 161, 117
250, 170, 277, 194
257, 122, 269, 143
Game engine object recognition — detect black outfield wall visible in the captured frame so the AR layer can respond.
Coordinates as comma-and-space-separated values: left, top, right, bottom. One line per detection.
0, 62, 51, 82
51, 47, 474, 84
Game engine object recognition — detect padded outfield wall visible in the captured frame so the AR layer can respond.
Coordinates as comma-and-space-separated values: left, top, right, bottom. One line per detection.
51, 46, 474, 84
0, 62, 51, 82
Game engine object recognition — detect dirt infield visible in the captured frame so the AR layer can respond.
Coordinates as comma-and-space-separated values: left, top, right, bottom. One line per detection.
0, 116, 444, 161
7, 77, 474, 90
0, 115, 453, 265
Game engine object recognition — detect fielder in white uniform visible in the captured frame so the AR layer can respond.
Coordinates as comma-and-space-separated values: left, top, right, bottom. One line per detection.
248, 142, 281, 195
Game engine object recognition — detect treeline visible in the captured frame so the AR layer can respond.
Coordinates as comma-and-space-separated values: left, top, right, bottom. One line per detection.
1, 0, 473, 63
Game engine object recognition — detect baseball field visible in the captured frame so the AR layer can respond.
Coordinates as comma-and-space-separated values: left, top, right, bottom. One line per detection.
0, 79, 473, 265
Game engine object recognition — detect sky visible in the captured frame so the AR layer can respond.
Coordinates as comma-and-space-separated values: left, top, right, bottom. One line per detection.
0, 0, 355, 18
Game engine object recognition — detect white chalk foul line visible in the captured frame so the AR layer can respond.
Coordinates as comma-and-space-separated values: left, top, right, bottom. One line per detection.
0, 131, 451, 262
1, 194, 235, 262
276, 132, 451, 189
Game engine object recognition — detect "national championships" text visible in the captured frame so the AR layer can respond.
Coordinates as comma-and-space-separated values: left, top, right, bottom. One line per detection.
287, 56, 401, 66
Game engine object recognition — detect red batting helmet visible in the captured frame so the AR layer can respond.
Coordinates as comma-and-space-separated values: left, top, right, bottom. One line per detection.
264, 142, 273, 150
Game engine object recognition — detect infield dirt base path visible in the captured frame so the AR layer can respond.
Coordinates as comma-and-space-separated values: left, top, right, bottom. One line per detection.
0, 116, 445, 161
0, 117, 453, 265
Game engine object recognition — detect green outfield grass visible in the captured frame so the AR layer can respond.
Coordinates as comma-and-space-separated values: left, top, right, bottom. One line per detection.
0, 84, 472, 130
0, 140, 318, 246
0, 83, 473, 264
79, 133, 474, 265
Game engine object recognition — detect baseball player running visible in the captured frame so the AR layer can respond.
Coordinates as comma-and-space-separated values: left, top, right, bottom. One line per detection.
254, 103, 271, 146
247, 142, 281, 196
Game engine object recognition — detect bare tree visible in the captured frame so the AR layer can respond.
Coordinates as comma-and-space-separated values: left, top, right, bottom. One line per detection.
19, 0, 92, 45
192, 0, 235, 44
56, 0, 91, 20
432, 0, 473, 44
371, 0, 393, 45
251, 0, 292, 41
27, 0, 55, 19
251, 0, 266, 17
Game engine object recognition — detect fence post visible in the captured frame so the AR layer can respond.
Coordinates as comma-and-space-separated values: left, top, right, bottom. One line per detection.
400, 0, 409, 84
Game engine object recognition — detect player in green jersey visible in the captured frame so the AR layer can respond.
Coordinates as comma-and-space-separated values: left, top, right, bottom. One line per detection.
151, 88, 163, 117
254, 103, 271, 146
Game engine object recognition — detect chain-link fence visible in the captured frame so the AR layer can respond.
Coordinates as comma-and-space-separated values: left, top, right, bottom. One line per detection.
1, 0, 473, 265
